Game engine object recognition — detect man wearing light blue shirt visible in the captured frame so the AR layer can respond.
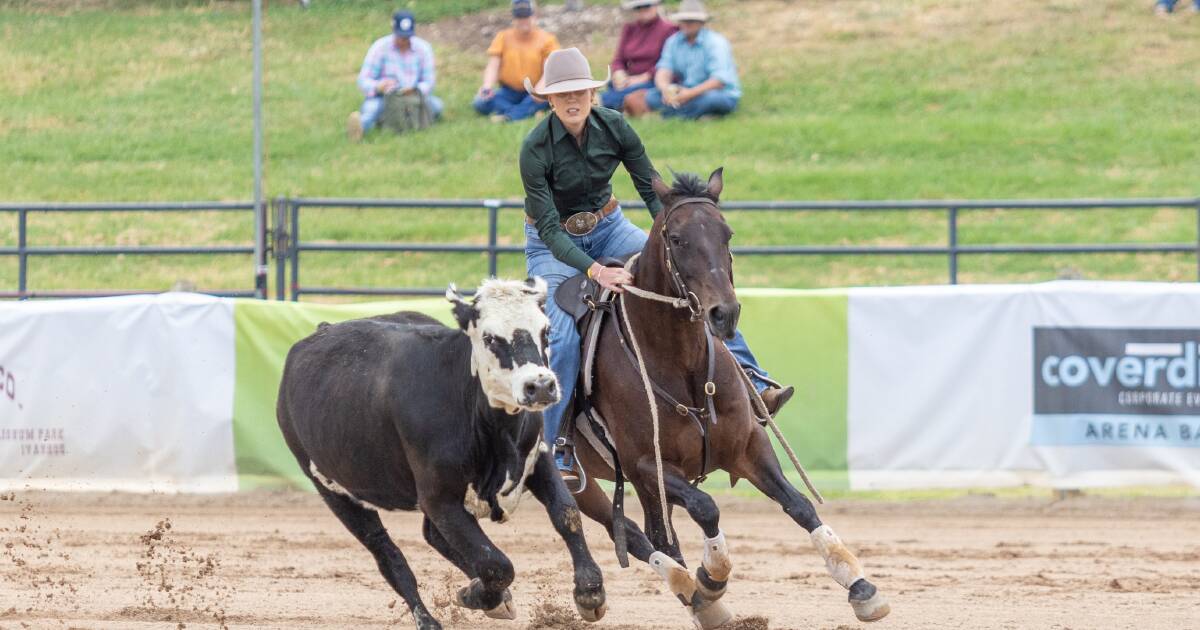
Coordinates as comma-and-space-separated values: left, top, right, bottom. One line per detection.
347, 11, 443, 141
645, 0, 740, 120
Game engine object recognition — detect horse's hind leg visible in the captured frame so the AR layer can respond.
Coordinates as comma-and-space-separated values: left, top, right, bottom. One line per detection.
733, 429, 890, 623
313, 484, 441, 630
635, 461, 734, 630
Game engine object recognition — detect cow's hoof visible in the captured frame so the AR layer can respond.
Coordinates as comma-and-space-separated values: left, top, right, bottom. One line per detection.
690, 595, 733, 630
573, 581, 606, 623
454, 579, 515, 620
849, 579, 890, 622
484, 593, 517, 621
576, 599, 607, 622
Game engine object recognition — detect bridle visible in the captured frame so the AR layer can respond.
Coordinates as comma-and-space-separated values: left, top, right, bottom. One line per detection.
621, 195, 725, 321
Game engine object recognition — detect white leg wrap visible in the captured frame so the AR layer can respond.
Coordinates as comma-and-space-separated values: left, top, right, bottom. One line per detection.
810, 525, 865, 590
701, 530, 732, 582
650, 551, 697, 605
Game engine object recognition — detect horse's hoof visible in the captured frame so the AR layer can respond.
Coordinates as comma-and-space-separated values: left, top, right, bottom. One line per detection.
576, 599, 607, 622
850, 589, 890, 622
695, 565, 727, 602
690, 596, 733, 630
650, 551, 697, 606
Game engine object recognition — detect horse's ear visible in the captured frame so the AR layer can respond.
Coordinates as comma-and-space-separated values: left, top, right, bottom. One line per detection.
707, 167, 724, 201
651, 174, 673, 204
445, 284, 478, 331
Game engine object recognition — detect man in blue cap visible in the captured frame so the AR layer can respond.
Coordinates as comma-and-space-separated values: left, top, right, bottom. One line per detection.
348, 10, 443, 141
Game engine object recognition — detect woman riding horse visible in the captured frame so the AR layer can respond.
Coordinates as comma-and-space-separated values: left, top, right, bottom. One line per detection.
518, 48, 792, 484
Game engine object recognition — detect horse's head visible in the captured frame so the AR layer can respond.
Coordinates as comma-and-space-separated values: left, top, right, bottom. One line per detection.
649, 168, 740, 340
446, 278, 559, 414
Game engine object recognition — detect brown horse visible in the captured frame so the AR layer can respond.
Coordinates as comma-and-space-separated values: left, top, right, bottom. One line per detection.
569, 169, 890, 628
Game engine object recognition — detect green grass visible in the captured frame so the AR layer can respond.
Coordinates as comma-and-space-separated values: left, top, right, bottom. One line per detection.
2, 0, 1198, 295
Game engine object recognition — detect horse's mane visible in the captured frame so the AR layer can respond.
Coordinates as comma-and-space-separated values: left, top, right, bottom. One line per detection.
667, 172, 717, 202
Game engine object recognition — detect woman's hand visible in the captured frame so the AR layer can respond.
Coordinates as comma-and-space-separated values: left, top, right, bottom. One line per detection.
589, 262, 634, 293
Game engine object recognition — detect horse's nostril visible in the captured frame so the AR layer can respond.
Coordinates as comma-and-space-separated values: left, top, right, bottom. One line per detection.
709, 306, 725, 322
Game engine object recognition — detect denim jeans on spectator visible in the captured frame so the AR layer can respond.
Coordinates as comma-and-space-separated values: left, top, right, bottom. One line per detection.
1156, 0, 1200, 10
645, 88, 739, 119
600, 80, 654, 111
360, 94, 444, 131
473, 85, 548, 121
526, 208, 771, 468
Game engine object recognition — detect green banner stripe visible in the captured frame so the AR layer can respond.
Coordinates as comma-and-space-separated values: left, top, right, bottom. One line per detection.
232, 298, 452, 491
232, 290, 850, 492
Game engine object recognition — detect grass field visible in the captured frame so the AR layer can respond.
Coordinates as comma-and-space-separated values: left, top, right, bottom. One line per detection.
2, 0, 1198, 296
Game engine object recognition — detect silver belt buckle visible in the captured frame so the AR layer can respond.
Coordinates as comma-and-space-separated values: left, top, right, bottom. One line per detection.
564, 211, 599, 236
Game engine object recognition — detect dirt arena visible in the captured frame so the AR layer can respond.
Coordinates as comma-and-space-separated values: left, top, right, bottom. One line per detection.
2, 491, 1198, 630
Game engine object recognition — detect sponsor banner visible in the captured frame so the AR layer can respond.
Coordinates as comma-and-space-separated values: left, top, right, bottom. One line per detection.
847, 282, 1200, 489
0, 294, 237, 492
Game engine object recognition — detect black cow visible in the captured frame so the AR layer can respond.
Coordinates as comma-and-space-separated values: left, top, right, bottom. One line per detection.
276, 278, 606, 630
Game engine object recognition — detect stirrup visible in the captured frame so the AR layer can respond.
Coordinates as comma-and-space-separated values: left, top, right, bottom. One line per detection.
554, 437, 587, 495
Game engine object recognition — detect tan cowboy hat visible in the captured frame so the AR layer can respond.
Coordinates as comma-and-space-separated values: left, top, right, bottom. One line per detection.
670, 0, 710, 21
523, 48, 610, 97
620, 0, 660, 9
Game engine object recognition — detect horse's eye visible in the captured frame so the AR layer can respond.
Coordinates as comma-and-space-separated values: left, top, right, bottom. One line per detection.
669, 235, 684, 247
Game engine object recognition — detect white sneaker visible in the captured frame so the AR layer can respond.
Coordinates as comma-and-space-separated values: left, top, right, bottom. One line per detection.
346, 111, 364, 142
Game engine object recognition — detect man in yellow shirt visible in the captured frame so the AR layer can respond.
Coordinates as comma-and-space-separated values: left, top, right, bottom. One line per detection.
473, 0, 560, 122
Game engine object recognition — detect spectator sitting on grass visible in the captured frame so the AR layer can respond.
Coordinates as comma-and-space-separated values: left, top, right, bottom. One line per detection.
645, 0, 741, 120
602, 0, 677, 115
473, 0, 560, 123
347, 10, 442, 142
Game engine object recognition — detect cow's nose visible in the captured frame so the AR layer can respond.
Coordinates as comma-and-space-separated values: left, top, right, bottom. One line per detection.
523, 375, 559, 405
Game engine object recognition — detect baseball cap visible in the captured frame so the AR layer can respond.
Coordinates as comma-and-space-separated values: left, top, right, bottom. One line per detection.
393, 10, 416, 37
512, 0, 534, 18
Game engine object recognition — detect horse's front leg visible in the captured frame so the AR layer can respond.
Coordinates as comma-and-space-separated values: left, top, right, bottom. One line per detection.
732, 428, 890, 622
635, 459, 734, 630
526, 451, 607, 622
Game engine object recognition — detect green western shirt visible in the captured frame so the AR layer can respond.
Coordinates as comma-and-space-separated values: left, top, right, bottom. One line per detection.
520, 106, 663, 273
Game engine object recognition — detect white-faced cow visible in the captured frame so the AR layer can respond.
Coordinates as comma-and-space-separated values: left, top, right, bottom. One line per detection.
276, 278, 606, 630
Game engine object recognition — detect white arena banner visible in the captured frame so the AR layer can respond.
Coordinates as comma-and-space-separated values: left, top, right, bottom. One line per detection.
0, 294, 237, 492
846, 281, 1200, 490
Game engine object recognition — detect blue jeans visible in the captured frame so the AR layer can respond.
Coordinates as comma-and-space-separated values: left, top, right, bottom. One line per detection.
1157, 0, 1200, 9
645, 88, 739, 120
473, 85, 548, 121
360, 93, 444, 131
526, 208, 771, 467
600, 80, 654, 111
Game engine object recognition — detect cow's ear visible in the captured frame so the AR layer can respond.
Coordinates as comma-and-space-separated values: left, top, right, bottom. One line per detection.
524, 276, 548, 306
651, 174, 673, 205
445, 284, 478, 331
706, 167, 724, 201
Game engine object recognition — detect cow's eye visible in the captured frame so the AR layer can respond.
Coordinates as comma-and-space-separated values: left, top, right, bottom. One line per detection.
482, 333, 497, 346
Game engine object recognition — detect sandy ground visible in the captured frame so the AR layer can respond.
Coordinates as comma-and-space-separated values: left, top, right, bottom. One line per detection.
2, 491, 1199, 630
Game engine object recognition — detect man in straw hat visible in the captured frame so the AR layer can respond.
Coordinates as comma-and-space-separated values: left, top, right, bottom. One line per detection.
519, 48, 791, 488
603, 0, 677, 113
474, 0, 560, 122
645, 0, 741, 119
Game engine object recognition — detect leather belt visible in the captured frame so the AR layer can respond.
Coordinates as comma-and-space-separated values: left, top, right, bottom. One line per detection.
526, 196, 619, 236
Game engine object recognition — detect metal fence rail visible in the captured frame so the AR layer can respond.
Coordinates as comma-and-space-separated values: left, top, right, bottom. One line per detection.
3, 197, 1198, 300
279, 196, 1200, 300
0, 202, 261, 299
